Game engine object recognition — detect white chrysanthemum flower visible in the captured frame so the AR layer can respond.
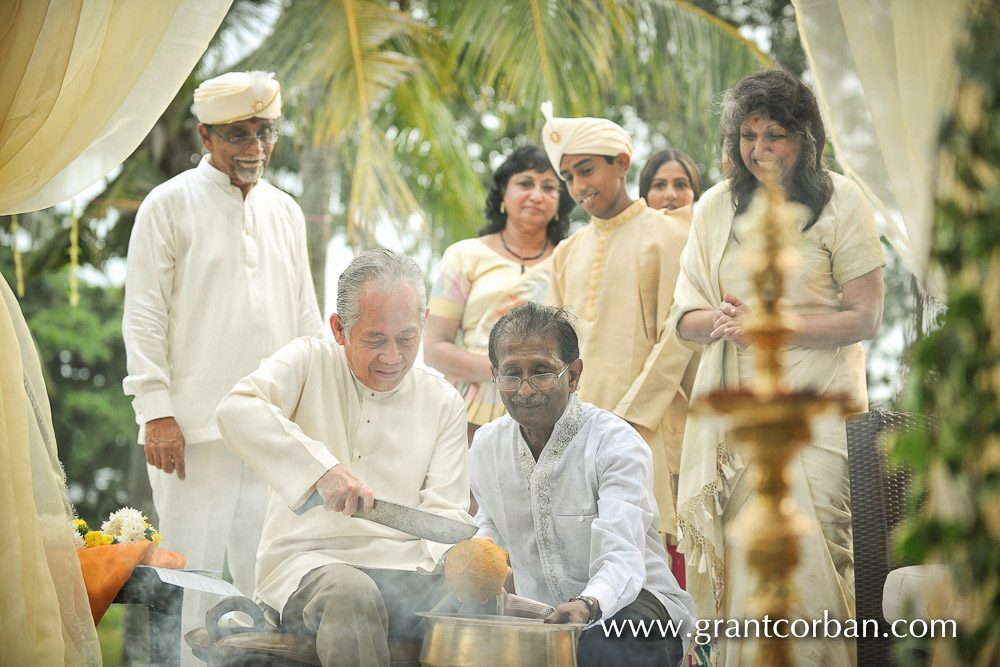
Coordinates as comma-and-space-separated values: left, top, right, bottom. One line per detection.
72, 529, 86, 549
103, 507, 148, 544
116, 523, 149, 545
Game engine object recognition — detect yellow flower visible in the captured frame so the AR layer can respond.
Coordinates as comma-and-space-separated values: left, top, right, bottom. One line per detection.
101, 533, 115, 546
151, 531, 163, 546
74, 518, 88, 531
84, 531, 106, 548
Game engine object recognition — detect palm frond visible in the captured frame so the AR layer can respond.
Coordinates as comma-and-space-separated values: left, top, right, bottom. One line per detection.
347, 126, 427, 247
243, 0, 433, 145
200, 0, 285, 76
619, 0, 771, 176
386, 74, 486, 252
438, 0, 633, 121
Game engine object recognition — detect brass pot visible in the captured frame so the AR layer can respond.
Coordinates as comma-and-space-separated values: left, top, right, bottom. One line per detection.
416, 612, 584, 667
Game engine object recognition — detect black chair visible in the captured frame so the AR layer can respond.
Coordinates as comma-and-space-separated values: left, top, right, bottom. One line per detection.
845, 409, 929, 667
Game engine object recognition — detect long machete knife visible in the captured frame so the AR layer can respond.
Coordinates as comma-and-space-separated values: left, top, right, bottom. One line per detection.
294, 491, 476, 544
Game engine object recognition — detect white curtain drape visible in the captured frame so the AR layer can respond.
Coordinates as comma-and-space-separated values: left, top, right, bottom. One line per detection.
0, 0, 231, 214
792, 0, 970, 298
0, 1, 230, 663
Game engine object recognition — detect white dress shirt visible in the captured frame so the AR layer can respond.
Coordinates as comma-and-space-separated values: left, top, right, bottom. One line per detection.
217, 336, 474, 613
470, 394, 695, 634
122, 155, 325, 444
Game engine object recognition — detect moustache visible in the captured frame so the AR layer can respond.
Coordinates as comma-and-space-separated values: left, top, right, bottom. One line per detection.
507, 394, 547, 408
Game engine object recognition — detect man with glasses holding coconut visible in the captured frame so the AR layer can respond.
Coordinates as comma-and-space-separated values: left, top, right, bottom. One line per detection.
122, 70, 325, 663
470, 302, 695, 666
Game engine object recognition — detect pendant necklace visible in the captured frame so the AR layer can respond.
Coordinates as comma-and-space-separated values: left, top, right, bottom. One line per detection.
500, 231, 548, 273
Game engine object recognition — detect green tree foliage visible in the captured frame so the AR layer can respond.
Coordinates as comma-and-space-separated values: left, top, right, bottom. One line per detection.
687, 0, 805, 75
895, 2, 1000, 664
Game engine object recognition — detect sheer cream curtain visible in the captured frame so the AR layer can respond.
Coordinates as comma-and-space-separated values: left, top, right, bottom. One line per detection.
0, 0, 230, 214
792, 0, 970, 298
0, 1, 229, 664
2, 276, 104, 665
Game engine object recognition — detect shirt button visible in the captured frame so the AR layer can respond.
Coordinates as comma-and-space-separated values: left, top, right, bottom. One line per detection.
578, 516, 585, 522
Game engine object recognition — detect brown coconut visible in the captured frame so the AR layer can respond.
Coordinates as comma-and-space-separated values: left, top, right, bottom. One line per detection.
444, 537, 508, 601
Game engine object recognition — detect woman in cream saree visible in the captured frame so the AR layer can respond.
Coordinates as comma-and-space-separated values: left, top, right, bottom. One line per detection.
424, 144, 574, 439
674, 69, 886, 666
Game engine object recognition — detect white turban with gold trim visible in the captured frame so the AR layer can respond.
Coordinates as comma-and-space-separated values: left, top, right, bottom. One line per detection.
540, 101, 633, 179
193, 71, 282, 124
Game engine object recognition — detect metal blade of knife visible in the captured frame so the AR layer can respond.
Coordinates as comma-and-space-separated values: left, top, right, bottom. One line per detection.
293, 491, 477, 544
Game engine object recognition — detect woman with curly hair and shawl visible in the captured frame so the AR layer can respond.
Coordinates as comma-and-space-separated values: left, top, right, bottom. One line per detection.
673, 68, 885, 665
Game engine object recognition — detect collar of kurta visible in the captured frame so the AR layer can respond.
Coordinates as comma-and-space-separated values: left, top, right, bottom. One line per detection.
197, 154, 233, 186
350, 367, 411, 401
592, 198, 646, 233
517, 393, 584, 473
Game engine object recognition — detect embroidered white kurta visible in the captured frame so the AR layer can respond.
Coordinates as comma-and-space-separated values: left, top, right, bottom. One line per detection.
122, 155, 325, 444
217, 337, 474, 613
470, 395, 695, 641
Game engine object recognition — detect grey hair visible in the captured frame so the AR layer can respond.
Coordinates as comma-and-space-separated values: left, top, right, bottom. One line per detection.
488, 302, 579, 367
336, 248, 427, 339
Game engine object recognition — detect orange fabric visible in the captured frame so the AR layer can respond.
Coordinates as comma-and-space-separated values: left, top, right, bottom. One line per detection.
142, 545, 186, 569
77, 543, 186, 624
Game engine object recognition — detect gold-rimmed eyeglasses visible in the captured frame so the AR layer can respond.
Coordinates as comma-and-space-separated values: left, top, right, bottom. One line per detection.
492, 362, 574, 393
207, 126, 279, 149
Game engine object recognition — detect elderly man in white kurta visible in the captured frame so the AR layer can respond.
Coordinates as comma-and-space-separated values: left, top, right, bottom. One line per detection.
471, 302, 695, 667
217, 249, 474, 667
122, 70, 325, 658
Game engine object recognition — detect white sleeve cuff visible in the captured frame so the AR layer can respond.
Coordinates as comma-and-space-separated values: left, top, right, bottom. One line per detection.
283, 451, 341, 509
582, 581, 619, 624
133, 389, 174, 424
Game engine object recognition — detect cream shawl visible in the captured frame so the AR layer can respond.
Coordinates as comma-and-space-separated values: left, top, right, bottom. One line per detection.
672, 182, 743, 620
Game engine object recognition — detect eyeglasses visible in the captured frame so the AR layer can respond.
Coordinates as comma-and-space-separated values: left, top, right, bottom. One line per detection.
207, 126, 279, 149
493, 362, 574, 393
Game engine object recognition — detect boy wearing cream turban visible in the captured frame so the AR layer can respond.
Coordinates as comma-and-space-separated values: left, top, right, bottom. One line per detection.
542, 104, 699, 586
123, 71, 326, 663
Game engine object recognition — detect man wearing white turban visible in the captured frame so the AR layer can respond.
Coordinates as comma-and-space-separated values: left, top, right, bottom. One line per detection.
122, 70, 326, 662
541, 104, 699, 581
